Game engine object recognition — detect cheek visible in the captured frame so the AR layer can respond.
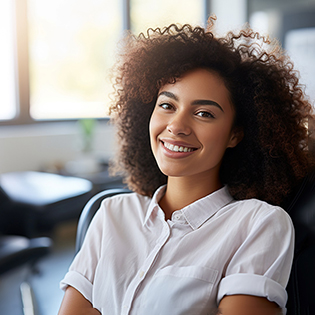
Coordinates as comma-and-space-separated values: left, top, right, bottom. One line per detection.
149, 111, 163, 141
201, 127, 233, 153
149, 115, 156, 144
149, 112, 160, 151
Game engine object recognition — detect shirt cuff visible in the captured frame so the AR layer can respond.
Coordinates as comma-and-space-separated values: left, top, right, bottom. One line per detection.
217, 273, 287, 308
60, 270, 93, 304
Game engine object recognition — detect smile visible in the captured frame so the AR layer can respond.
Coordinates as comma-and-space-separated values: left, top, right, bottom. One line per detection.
163, 141, 196, 152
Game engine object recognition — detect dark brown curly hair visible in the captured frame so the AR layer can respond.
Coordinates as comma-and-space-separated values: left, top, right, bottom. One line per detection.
109, 18, 315, 206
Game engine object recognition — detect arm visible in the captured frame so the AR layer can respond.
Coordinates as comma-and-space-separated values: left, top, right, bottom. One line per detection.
59, 207, 106, 314
217, 295, 282, 315
58, 286, 101, 315
217, 206, 294, 312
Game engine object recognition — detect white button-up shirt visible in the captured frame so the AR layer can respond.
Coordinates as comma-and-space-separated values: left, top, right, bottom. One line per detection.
60, 186, 294, 314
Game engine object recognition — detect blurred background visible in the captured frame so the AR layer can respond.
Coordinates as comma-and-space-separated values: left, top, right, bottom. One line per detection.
0, 0, 314, 314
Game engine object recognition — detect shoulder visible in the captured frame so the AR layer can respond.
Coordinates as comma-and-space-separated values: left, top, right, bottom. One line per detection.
98, 191, 152, 222
102, 191, 151, 208
230, 197, 290, 217
222, 197, 293, 232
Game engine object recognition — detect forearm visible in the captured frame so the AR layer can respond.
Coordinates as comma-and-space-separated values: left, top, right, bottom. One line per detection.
217, 295, 283, 315
58, 286, 101, 315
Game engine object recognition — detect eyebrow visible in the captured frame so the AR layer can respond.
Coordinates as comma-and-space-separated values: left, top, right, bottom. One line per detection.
157, 91, 224, 112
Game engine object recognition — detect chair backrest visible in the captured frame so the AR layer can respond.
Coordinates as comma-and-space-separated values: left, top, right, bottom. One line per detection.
285, 171, 315, 314
75, 188, 131, 253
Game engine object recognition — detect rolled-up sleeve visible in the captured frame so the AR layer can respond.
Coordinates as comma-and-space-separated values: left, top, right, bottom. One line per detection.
60, 204, 104, 303
217, 206, 294, 308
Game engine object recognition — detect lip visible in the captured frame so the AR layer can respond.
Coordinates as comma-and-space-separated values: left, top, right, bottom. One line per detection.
159, 139, 198, 158
159, 138, 198, 149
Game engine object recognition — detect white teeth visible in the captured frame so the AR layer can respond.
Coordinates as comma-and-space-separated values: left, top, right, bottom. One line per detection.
163, 142, 194, 152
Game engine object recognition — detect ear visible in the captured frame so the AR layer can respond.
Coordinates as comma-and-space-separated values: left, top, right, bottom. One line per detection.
227, 127, 244, 148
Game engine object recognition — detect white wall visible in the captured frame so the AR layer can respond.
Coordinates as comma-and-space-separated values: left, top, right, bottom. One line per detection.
0, 121, 116, 174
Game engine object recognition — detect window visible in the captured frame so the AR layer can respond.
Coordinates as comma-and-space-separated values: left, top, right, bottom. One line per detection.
28, 0, 122, 120
285, 28, 315, 104
3, 0, 207, 124
248, 2, 315, 107
0, 0, 17, 120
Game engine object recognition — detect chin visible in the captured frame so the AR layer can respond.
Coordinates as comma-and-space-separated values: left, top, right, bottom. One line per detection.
159, 169, 187, 177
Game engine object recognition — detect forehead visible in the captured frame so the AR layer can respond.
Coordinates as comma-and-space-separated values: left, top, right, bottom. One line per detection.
158, 68, 234, 110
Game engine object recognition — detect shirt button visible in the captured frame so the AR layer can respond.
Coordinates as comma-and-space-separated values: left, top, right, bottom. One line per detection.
139, 270, 145, 278
174, 213, 181, 220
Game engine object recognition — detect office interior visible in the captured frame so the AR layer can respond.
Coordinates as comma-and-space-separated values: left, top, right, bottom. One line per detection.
0, 0, 314, 314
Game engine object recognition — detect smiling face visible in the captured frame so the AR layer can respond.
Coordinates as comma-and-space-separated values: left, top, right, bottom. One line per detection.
149, 68, 242, 186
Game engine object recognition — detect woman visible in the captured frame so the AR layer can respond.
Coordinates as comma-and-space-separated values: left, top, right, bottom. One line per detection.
58, 18, 314, 314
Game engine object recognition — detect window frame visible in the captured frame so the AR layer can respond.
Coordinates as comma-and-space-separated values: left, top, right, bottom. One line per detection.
1, 0, 210, 126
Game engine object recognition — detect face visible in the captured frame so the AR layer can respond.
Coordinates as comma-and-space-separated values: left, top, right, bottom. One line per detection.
149, 68, 242, 184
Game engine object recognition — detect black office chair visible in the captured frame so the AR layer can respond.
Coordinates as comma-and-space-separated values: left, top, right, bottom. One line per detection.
0, 235, 52, 275
0, 234, 53, 315
0, 171, 92, 314
285, 171, 315, 315
75, 175, 315, 314
75, 188, 131, 253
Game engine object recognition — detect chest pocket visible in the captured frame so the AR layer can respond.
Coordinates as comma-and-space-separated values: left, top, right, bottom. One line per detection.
139, 266, 218, 315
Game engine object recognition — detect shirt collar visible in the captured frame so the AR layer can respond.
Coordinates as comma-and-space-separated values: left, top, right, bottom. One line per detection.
182, 186, 234, 230
144, 185, 234, 229
144, 185, 167, 225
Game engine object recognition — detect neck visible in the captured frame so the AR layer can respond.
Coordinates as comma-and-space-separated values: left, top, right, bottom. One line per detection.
159, 173, 222, 220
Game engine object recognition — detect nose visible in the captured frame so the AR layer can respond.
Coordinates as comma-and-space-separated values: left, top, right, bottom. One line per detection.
167, 111, 191, 136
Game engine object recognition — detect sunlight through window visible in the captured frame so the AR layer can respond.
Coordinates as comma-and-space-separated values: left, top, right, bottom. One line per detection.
28, 0, 122, 120
27, 0, 205, 121
0, 0, 17, 120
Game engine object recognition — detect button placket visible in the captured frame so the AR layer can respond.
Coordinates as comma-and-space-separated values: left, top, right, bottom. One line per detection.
139, 270, 145, 279
121, 221, 170, 315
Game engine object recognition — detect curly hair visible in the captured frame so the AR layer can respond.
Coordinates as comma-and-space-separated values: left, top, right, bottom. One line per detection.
109, 18, 315, 206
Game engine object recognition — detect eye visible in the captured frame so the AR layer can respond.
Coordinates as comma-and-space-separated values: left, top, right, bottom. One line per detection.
196, 111, 215, 118
159, 103, 174, 110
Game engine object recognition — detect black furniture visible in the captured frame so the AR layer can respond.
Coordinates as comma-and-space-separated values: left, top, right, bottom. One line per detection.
0, 235, 53, 315
285, 171, 315, 315
75, 188, 131, 253
0, 171, 92, 314
0, 235, 52, 275
0, 171, 93, 237
75, 176, 315, 314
